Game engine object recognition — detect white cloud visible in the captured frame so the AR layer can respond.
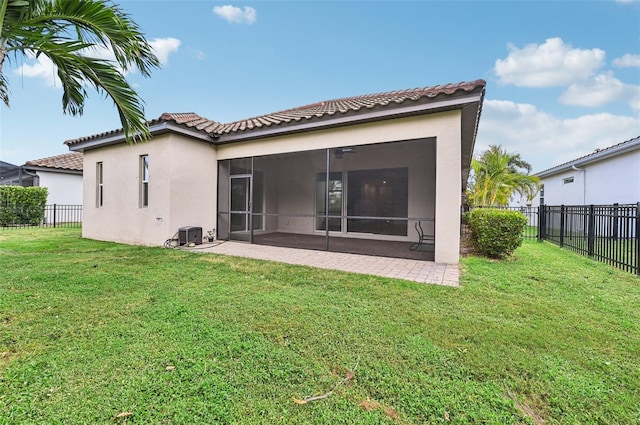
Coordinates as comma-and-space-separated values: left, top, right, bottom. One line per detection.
149, 37, 181, 65
213, 5, 257, 24
12, 37, 181, 87
495, 37, 605, 87
613, 53, 640, 68
14, 52, 59, 87
559, 72, 628, 107
477, 99, 640, 172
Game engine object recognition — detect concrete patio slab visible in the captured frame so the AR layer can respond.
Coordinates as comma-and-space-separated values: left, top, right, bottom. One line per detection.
189, 241, 459, 287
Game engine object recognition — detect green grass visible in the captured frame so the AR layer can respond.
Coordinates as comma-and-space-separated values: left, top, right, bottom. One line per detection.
1, 228, 639, 424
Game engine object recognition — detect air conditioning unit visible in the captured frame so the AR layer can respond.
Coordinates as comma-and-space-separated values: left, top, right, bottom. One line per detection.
178, 226, 202, 246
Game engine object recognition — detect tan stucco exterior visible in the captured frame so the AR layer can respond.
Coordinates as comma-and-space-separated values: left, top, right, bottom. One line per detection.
82, 134, 217, 246
79, 109, 465, 263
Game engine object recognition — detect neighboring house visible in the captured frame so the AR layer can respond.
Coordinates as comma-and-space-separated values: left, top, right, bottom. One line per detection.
0, 153, 83, 206
532, 136, 640, 206
65, 79, 486, 264
22, 152, 84, 205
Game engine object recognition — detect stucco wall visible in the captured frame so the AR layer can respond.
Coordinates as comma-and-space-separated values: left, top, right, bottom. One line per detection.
534, 149, 640, 206
36, 170, 83, 205
80, 110, 464, 263
81, 134, 216, 246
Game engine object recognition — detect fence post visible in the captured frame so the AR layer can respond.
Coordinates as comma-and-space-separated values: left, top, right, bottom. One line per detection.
612, 203, 619, 241
587, 204, 595, 257
538, 204, 545, 242
635, 202, 639, 276
560, 205, 565, 247
53, 204, 57, 228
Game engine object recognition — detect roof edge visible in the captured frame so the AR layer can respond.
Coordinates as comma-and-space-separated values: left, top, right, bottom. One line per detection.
215, 92, 483, 144
535, 136, 640, 177
67, 121, 215, 152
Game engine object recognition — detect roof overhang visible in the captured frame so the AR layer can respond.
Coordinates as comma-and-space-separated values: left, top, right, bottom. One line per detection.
21, 165, 83, 175
67, 121, 216, 153
214, 92, 483, 144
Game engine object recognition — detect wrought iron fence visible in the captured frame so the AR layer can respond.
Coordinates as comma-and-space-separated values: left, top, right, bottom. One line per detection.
462, 203, 640, 275
0, 204, 83, 229
540, 203, 639, 275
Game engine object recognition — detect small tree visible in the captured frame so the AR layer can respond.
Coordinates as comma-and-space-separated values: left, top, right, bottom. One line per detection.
467, 145, 540, 207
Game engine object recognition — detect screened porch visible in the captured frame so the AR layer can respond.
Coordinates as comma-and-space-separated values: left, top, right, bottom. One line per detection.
217, 138, 436, 260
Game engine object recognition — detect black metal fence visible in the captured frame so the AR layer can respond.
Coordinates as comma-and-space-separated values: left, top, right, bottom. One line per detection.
463, 203, 640, 275
540, 203, 639, 275
0, 204, 83, 229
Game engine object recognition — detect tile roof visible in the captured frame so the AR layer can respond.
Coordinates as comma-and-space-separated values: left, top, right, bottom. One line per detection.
24, 152, 83, 171
65, 79, 485, 146
164, 79, 486, 136
535, 135, 640, 177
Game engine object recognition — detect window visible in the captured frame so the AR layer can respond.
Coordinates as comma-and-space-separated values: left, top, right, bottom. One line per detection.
347, 168, 408, 236
563, 176, 574, 184
140, 155, 149, 208
96, 162, 103, 207
316, 172, 343, 231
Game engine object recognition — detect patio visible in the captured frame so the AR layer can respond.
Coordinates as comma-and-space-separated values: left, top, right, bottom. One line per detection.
192, 240, 458, 286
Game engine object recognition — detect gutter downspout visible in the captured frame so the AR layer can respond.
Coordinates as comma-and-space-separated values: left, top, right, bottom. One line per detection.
572, 165, 586, 205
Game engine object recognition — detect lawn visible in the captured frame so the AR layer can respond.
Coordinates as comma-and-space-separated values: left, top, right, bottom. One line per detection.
1, 228, 638, 424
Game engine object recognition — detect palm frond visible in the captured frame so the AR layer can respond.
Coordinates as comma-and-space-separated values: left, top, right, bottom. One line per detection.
1, 0, 159, 143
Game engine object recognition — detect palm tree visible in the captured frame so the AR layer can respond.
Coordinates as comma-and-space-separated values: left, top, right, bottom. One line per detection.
467, 145, 540, 207
0, 0, 160, 142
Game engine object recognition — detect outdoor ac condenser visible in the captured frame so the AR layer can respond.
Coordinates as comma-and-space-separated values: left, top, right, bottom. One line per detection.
178, 226, 202, 246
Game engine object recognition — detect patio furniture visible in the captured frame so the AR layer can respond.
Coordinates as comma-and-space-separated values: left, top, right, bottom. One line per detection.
410, 220, 434, 251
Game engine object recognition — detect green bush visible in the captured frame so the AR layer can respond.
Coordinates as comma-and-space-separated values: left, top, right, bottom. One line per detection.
0, 186, 48, 226
468, 208, 527, 258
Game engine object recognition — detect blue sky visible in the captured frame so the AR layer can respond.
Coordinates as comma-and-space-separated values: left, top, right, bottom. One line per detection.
1, 0, 639, 173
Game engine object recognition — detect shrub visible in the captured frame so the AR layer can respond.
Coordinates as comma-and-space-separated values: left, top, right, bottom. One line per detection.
0, 186, 48, 226
468, 208, 527, 258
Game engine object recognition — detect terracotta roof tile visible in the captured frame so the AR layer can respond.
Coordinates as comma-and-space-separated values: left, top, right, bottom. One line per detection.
25, 152, 83, 171
66, 79, 485, 146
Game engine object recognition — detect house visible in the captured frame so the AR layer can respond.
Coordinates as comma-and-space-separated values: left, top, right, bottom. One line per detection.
0, 153, 83, 205
21, 152, 84, 205
65, 79, 486, 264
532, 136, 640, 206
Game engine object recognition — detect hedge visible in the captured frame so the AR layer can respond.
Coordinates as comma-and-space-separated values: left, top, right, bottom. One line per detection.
0, 186, 48, 226
468, 208, 527, 258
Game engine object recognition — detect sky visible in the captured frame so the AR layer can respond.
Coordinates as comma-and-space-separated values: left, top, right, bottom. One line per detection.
0, 0, 639, 174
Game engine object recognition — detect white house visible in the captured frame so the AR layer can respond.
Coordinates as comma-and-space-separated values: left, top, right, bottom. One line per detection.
22, 152, 84, 205
65, 80, 486, 264
532, 136, 640, 206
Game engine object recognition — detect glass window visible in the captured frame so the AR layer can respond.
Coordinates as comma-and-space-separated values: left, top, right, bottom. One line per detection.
96, 162, 103, 207
140, 155, 149, 208
347, 168, 408, 236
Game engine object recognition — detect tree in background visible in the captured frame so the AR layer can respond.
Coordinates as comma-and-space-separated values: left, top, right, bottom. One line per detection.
0, 0, 159, 142
467, 145, 540, 207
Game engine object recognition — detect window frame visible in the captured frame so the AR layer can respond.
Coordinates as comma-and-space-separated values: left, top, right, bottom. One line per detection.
96, 162, 104, 207
140, 155, 149, 208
